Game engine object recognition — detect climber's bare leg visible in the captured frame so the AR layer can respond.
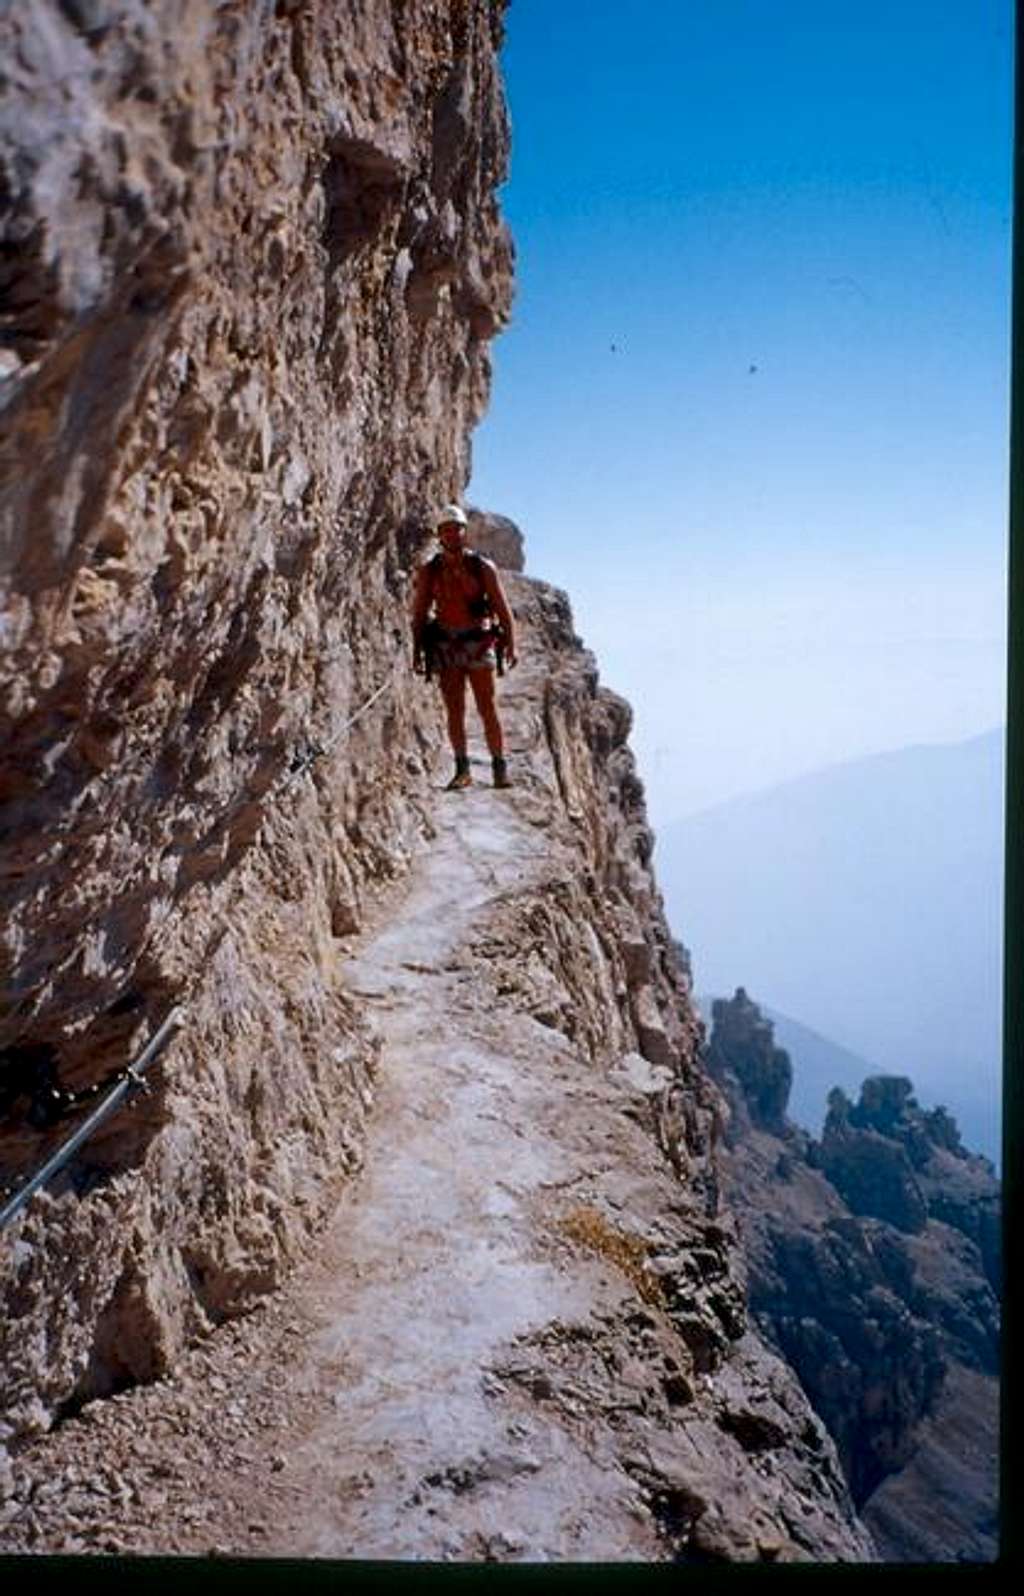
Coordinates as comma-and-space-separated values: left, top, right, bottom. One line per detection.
439, 666, 469, 757
468, 666, 503, 757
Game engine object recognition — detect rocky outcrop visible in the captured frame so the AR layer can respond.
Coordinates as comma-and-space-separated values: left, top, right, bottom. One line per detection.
708, 987, 792, 1135
465, 506, 524, 570
820, 1077, 1001, 1293
705, 989, 1000, 1561
2, 0, 511, 1438
816, 1094, 931, 1237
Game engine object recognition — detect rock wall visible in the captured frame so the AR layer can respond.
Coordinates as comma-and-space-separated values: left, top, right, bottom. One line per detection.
1, 0, 511, 1437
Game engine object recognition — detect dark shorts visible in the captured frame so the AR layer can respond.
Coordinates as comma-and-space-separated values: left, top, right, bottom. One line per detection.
433, 627, 498, 672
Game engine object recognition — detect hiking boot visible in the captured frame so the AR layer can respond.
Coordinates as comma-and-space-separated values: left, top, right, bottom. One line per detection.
492, 755, 511, 789
446, 756, 472, 790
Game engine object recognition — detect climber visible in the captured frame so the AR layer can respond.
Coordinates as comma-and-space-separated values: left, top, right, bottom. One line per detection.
411, 503, 518, 789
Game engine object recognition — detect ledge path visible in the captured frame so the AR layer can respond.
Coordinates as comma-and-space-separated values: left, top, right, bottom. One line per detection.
2, 627, 875, 1564
1, 657, 695, 1561
247, 757, 666, 1561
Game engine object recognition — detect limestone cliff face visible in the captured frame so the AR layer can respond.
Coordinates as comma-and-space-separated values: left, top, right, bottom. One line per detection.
1, 4, 878, 1564
1, 0, 511, 1433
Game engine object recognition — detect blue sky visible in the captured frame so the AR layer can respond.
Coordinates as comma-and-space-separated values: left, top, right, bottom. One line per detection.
468, 0, 1013, 824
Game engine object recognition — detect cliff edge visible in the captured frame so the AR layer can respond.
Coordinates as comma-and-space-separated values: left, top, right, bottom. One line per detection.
2, 1, 877, 1563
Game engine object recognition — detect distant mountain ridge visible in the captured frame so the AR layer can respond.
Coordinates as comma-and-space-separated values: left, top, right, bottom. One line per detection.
660, 730, 1004, 1165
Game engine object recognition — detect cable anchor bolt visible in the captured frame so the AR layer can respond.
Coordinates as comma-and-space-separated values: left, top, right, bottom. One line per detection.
123, 1063, 151, 1097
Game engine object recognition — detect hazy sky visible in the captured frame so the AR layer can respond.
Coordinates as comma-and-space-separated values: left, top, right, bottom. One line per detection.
468, 0, 1013, 826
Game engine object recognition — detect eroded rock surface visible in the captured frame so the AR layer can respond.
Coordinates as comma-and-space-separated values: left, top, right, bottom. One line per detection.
2, 0, 511, 1433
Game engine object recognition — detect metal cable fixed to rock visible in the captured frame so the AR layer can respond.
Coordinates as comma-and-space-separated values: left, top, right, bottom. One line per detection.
0, 1007, 185, 1233
280, 635, 406, 790
0, 638, 408, 1231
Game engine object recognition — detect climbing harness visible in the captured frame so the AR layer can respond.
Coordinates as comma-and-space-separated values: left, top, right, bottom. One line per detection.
0, 639, 406, 1232
415, 555, 508, 680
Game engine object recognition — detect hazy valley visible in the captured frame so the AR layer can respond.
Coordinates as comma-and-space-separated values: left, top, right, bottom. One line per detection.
659, 730, 1004, 1165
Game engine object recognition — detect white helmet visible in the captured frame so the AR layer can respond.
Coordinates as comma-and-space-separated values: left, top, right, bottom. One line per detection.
436, 502, 468, 528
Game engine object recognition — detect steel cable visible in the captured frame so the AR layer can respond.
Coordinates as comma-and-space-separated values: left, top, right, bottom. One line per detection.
0, 639, 407, 1233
